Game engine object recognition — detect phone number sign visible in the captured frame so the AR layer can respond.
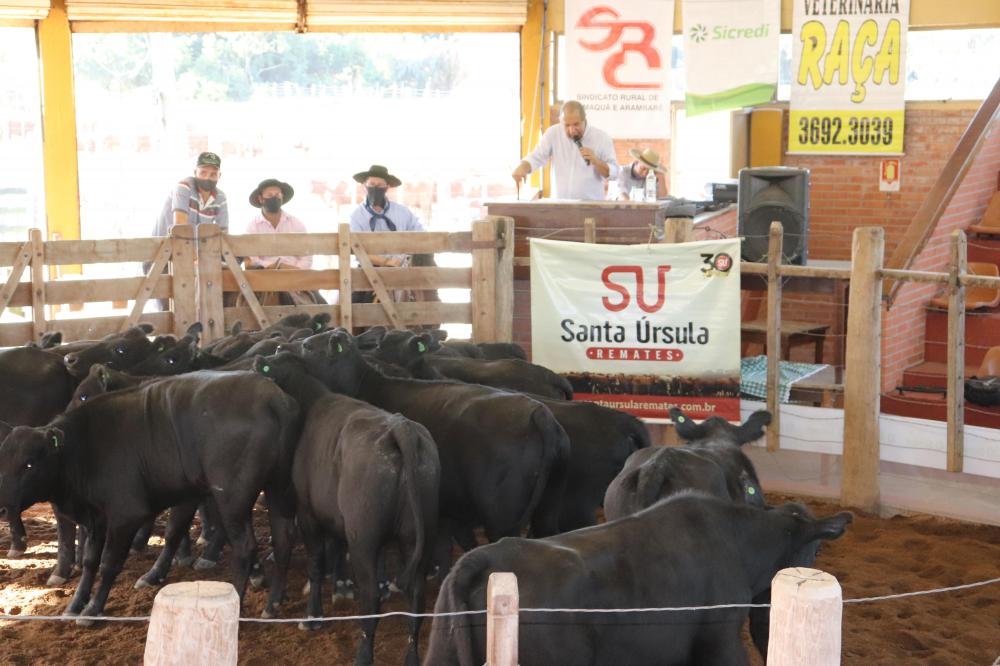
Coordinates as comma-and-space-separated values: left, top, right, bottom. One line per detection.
789, 1, 908, 155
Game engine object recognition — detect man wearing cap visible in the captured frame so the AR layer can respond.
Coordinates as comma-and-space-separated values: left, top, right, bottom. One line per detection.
244, 178, 311, 269
617, 147, 667, 200
511, 100, 618, 200
152, 151, 229, 237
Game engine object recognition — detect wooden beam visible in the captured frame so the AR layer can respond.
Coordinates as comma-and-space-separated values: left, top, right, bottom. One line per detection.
46, 276, 173, 305
122, 238, 171, 331
471, 219, 498, 342
224, 231, 475, 257
766, 222, 783, 452
663, 218, 693, 244
0, 241, 32, 317
216, 266, 472, 292
486, 572, 519, 666
350, 237, 402, 330
29, 229, 46, 341
841, 227, 884, 514
196, 225, 226, 342
219, 236, 270, 330
338, 223, 352, 331
37, 0, 82, 262
169, 225, 199, 337
42, 312, 173, 341
583, 217, 596, 244
223, 302, 472, 330
45, 237, 165, 265
494, 216, 515, 342
946, 231, 967, 473
521, 0, 551, 196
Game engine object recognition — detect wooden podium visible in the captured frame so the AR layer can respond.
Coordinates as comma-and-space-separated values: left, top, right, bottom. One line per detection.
485, 200, 678, 279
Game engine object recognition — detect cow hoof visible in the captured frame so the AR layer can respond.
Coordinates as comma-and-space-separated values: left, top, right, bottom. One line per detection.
261, 605, 278, 619
76, 617, 96, 627
301, 580, 311, 595
134, 575, 160, 590
6, 548, 25, 559
46, 574, 68, 587
173, 554, 196, 567
193, 557, 217, 571
298, 619, 322, 631
388, 581, 402, 594
195, 535, 209, 547
249, 574, 265, 590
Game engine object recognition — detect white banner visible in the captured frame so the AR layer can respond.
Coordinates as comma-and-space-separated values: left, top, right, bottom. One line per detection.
565, 0, 674, 139
789, 0, 909, 154
682, 0, 780, 116
531, 237, 741, 420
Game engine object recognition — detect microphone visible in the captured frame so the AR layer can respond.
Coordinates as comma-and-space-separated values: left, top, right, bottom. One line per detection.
573, 137, 590, 165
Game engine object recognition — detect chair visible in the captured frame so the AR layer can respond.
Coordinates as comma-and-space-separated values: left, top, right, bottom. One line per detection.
929, 262, 1000, 310
968, 191, 1000, 236
978, 346, 1000, 376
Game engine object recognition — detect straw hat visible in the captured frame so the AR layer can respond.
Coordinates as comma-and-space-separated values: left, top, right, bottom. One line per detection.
628, 148, 667, 173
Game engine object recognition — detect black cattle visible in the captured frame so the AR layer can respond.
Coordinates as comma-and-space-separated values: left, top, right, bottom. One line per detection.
475, 342, 527, 361
425, 493, 852, 666
0, 371, 299, 622
254, 353, 439, 666
61, 324, 159, 379
604, 409, 771, 522
298, 330, 570, 551
376, 331, 572, 400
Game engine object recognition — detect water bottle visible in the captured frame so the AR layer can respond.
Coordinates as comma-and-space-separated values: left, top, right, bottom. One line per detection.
644, 170, 657, 202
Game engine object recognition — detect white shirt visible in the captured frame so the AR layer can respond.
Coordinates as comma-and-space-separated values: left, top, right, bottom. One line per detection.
523, 123, 619, 200
244, 212, 312, 269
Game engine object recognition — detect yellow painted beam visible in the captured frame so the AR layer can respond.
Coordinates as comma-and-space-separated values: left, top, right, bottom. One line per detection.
520, 0, 551, 196
37, 0, 82, 260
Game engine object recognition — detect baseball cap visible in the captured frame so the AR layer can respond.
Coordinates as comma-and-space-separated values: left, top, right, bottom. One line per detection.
196, 152, 222, 167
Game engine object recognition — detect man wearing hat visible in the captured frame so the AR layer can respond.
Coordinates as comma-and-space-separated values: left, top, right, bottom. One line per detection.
349, 164, 424, 267
617, 147, 667, 200
244, 178, 311, 269
152, 151, 229, 237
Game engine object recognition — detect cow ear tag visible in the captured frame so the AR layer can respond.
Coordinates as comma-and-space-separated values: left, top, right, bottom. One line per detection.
417, 341, 426, 353
157, 345, 165, 352
51, 435, 60, 449
262, 365, 270, 374
337, 343, 343, 353
676, 415, 686, 423
747, 486, 756, 495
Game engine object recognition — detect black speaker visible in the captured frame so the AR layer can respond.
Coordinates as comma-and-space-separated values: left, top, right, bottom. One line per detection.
737, 167, 810, 265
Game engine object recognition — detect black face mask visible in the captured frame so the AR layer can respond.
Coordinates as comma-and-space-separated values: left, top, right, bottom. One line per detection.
195, 178, 217, 192
262, 197, 282, 214
366, 186, 387, 209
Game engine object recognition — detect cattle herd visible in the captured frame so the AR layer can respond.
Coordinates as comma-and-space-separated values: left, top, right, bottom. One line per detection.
0, 313, 852, 666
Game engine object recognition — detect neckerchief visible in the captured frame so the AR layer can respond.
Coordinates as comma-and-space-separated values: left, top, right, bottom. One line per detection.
364, 201, 395, 231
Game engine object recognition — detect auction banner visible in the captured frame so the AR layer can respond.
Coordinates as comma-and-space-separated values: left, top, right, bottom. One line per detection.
530, 237, 741, 420
789, 0, 909, 154
565, 0, 674, 139
683, 0, 780, 116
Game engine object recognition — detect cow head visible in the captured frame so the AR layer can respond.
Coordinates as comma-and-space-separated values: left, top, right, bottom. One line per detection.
0, 425, 63, 518
310, 313, 332, 334
62, 324, 157, 378
300, 329, 365, 394
767, 502, 853, 576
129, 333, 200, 376
374, 330, 437, 369
669, 408, 772, 447
68, 364, 118, 409
253, 351, 309, 389
354, 326, 388, 351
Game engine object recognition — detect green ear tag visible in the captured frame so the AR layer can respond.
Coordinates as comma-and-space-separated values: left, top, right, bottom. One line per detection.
315, 323, 322, 331
747, 487, 756, 495
417, 342, 427, 353
677, 415, 686, 423
51, 436, 59, 448
337, 343, 343, 353
262, 365, 270, 373
157, 345, 165, 352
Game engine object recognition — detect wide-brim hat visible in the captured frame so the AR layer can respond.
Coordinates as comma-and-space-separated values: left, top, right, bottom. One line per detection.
249, 178, 294, 207
353, 164, 402, 188
628, 148, 667, 173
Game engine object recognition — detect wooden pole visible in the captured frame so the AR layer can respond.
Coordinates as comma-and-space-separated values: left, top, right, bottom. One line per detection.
946, 230, 967, 473
195, 224, 225, 343
663, 218, 693, 244
494, 216, 515, 343
144, 581, 239, 666
767, 568, 842, 666
841, 226, 884, 513
766, 222, 783, 452
583, 217, 596, 244
29, 229, 46, 342
123, 238, 171, 331
486, 572, 518, 666
338, 223, 353, 331
170, 225, 199, 337
471, 219, 499, 343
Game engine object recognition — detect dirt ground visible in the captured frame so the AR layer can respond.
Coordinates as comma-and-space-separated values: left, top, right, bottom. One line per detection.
0, 494, 998, 665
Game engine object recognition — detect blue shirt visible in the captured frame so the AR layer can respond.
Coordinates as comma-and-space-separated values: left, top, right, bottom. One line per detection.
348, 200, 424, 234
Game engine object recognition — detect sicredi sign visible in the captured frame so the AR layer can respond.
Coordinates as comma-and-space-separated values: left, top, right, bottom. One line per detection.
530, 237, 742, 420
689, 22, 771, 42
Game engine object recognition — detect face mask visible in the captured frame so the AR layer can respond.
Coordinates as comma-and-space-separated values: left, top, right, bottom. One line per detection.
263, 197, 282, 214
195, 178, 217, 192
366, 186, 387, 208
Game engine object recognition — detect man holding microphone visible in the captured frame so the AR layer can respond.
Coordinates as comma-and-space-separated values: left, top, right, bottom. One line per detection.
512, 100, 618, 200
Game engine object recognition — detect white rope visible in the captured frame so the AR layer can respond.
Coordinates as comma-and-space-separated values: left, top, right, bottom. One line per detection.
0, 576, 996, 624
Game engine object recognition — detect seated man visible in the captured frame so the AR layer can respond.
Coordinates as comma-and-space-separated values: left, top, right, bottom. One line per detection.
617, 147, 666, 200
348, 164, 424, 304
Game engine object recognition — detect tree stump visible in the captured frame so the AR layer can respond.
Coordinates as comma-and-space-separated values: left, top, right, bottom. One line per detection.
767, 567, 842, 666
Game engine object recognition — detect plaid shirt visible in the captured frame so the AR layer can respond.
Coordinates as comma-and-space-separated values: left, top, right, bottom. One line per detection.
152, 176, 229, 237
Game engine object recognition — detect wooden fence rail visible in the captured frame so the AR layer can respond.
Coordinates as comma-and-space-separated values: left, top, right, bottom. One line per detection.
0, 217, 514, 346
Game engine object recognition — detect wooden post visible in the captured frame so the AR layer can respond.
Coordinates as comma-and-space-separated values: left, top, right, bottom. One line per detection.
486, 572, 518, 666
767, 568, 842, 666
351, 237, 402, 330
29, 229, 46, 342
0, 240, 32, 318
583, 217, 596, 244
841, 227, 884, 513
494, 216, 515, 343
123, 238, 171, 331
144, 581, 239, 666
663, 218, 693, 244
471, 219, 498, 343
170, 225, 199, 337
219, 236, 270, 330
338, 223, 352, 331
946, 230, 967, 473
195, 224, 225, 343
766, 222, 783, 452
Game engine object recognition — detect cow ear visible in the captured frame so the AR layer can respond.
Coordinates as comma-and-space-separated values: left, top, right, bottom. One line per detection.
806, 512, 854, 542
136, 323, 155, 335
252, 355, 270, 375
186, 322, 204, 338
48, 428, 65, 451
412, 334, 432, 355
231, 321, 243, 335
0, 419, 13, 442
96, 365, 111, 389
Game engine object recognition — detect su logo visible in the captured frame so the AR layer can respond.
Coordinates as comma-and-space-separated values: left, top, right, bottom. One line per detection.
576, 6, 663, 89
601, 265, 671, 313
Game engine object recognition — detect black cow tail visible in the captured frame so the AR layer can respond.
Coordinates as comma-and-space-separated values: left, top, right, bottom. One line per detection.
390, 417, 436, 592
623, 412, 652, 452
526, 407, 571, 537
428, 550, 490, 666
555, 373, 574, 400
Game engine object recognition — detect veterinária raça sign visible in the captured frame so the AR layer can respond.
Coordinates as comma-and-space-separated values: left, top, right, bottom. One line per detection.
682, 0, 780, 117
789, 0, 909, 154
530, 238, 741, 420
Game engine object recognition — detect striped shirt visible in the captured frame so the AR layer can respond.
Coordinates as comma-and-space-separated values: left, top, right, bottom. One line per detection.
152, 177, 229, 237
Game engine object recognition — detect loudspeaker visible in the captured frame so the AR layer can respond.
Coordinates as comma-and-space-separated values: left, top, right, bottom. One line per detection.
737, 167, 810, 265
